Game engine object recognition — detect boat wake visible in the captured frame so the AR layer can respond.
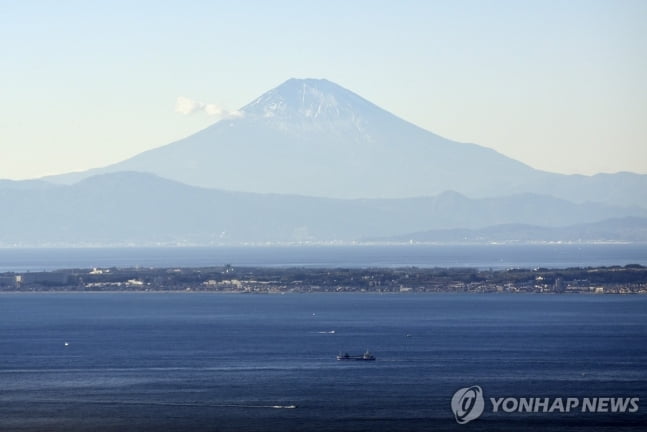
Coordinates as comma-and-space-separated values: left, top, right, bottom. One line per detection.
21, 399, 297, 409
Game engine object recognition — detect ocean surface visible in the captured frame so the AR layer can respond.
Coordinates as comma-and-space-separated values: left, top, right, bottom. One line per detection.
0, 293, 645, 431
0, 243, 646, 272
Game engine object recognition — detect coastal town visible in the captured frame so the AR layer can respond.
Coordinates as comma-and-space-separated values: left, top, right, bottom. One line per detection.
1, 264, 646, 294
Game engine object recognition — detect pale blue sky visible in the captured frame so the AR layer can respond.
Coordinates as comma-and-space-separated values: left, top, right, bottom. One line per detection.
2, 0, 646, 179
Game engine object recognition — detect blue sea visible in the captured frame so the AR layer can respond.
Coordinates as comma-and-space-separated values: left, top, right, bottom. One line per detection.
0, 293, 645, 431
0, 243, 646, 272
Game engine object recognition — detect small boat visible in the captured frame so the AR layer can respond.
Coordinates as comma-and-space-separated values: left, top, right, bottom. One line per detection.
336, 350, 376, 361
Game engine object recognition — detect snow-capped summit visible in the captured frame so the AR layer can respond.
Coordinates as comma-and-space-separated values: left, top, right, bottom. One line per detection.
243, 78, 373, 116
239, 78, 391, 139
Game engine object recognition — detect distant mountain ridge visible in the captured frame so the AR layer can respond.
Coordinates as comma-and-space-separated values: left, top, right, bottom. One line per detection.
366, 217, 647, 244
42, 78, 647, 208
1, 172, 645, 246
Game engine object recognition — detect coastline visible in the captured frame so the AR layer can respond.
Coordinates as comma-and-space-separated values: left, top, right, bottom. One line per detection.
2, 265, 646, 294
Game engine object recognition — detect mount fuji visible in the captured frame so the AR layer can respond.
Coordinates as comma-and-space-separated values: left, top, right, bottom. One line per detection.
45, 78, 647, 208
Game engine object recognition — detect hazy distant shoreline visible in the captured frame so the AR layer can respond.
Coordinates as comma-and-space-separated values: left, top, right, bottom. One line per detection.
1, 240, 645, 248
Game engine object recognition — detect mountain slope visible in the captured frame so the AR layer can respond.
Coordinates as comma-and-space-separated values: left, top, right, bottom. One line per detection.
42, 78, 647, 207
46, 79, 534, 199
2, 172, 645, 246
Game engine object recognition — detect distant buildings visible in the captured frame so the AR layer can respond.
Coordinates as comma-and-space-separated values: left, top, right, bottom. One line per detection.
1, 266, 646, 294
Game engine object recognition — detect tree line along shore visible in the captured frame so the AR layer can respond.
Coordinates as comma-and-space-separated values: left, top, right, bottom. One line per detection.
1, 265, 646, 294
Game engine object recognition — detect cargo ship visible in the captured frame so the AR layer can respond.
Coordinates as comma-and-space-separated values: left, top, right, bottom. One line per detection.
336, 350, 376, 361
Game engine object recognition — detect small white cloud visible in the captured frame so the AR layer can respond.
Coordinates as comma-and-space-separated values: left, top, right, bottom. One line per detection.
175, 96, 202, 115
203, 104, 223, 116
227, 110, 244, 118
175, 97, 244, 120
